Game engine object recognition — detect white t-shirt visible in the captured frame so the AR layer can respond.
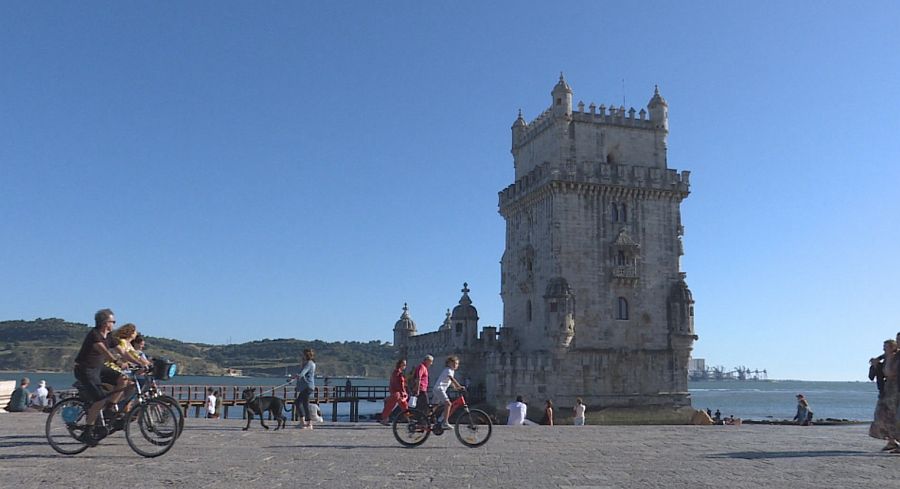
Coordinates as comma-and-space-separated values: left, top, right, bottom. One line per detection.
574, 403, 586, 419
435, 367, 455, 392
32, 386, 49, 407
507, 401, 527, 425
206, 394, 216, 415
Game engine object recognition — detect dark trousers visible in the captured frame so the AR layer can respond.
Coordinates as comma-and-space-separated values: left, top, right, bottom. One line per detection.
296, 387, 312, 422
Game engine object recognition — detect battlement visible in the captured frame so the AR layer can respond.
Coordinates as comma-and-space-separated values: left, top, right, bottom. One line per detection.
499, 161, 690, 209
515, 101, 658, 149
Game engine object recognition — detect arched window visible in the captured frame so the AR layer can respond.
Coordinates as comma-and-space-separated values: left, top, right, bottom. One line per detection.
611, 203, 619, 222
526, 300, 532, 322
621, 203, 627, 222
617, 297, 629, 320
617, 250, 626, 266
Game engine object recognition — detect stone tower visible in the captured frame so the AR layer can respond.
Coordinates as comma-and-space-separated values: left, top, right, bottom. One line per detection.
492, 75, 697, 410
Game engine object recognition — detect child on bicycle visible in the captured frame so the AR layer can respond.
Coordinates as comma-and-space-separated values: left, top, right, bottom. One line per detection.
432, 355, 463, 429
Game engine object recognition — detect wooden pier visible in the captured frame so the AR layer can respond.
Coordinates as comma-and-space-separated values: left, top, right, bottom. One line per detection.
154, 384, 390, 422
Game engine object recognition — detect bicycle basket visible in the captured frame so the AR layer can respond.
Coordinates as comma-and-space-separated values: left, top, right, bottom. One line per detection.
152, 358, 178, 380
62, 405, 82, 423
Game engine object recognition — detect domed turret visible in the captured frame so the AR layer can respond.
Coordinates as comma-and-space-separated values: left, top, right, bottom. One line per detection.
648, 85, 668, 132
551, 72, 573, 118
451, 283, 479, 321
439, 309, 451, 331
392, 303, 417, 351
512, 109, 527, 147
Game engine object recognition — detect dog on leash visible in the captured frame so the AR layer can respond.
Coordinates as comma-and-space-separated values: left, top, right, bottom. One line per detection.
241, 387, 287, 431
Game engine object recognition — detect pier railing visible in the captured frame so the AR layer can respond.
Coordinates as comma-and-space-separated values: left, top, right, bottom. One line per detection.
156, 384, 389, 422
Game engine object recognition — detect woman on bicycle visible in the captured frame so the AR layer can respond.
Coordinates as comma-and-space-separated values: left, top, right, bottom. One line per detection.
104, 323, 152, 412
432, 356, 463, 429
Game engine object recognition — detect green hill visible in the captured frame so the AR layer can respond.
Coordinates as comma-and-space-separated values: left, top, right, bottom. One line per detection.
0, 318, 396, 378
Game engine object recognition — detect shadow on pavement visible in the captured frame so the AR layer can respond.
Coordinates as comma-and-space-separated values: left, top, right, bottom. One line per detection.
708, 450, 872, 460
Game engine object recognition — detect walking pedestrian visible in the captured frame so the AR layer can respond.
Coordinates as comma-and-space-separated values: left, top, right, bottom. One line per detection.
380, 359, 409, 425
293, 348, 316, 429
869, 339, 900, 451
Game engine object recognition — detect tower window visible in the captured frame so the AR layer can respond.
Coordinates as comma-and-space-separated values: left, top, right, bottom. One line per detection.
527, 300, 532, 322
455, 323, 462, 333
556, 98, 561, 106
612, 203, 619, 222
621, 204, 627, 222
549, 301, 558, 313
617, 297, 629, 320
617, 251, 626, 266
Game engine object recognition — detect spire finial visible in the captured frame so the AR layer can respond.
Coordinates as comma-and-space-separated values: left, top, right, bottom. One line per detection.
654, 84, 660, 95
462, 282, 470, 294
559, 71, 565, 82
517, 108, 523, 118
400, 302, 410, 319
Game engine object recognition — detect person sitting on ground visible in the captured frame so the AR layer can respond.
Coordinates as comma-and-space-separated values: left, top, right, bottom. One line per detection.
432, 356, 463, 429
6, 377, 30, 412
506, 395, 528, 426
573, 397, 586, 426
541, 399, 555, 426
30, 380, 49, 411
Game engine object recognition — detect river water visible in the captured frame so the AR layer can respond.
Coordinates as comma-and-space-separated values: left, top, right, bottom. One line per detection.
2, 372, 878, 422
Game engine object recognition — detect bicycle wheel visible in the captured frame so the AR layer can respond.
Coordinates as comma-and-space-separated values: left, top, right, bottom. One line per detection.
454, 408, 492, 448
46, 397, 90, 455
155, 395, 185, 437
392, 409, 430, 447
125, 399, 178, 457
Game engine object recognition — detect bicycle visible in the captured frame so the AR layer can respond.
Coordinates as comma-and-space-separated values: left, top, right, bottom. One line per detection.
46, 366, 180, 457
392, 388, 492, 448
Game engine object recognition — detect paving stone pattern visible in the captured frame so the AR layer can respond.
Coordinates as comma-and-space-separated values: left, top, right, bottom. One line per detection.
0, 413, 894, 488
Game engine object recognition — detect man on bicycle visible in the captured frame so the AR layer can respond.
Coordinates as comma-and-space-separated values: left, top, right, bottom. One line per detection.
73, 309, 129, 444
433, 355, 464, 429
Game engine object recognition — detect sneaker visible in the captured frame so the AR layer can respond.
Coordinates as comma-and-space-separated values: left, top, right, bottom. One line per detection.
441, 422, 451, 430
76, 427, 99, 447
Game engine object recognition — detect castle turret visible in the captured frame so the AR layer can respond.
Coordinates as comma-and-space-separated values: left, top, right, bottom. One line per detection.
450, 283, 479, 348
648, 85, 668, 132
543, 277, 575, 348
551, 73, 573, 118
393, 303, 417, 357
511, 109, 527, 148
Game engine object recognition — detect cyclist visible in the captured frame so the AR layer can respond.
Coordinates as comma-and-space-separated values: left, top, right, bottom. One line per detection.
104, 323, 152, 413
73, 309, 129, 444
432, 355, 463, 429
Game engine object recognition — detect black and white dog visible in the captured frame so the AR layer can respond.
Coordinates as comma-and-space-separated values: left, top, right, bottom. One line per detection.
241, 387, 287, 431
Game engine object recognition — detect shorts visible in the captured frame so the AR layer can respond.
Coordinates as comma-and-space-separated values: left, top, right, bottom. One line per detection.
74, 365, 106, 403
100, 366, 125, 386
432, 386, 450, 405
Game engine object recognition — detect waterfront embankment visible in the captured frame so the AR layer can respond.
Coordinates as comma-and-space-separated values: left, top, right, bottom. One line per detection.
0, 412, 893, 488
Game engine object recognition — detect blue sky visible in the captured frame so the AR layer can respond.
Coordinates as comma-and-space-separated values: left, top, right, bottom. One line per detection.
2, 2, 898, 381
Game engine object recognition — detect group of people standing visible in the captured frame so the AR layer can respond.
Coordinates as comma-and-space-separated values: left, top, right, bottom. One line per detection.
869, 333, 900, 453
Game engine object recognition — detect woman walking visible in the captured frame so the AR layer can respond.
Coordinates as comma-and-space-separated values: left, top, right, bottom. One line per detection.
293, 348, 317, 429
379, 359, 408, 425
870, 339, 900, 451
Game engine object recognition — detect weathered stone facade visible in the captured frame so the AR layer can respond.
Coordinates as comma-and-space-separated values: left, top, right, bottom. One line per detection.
394, 75, 697, 413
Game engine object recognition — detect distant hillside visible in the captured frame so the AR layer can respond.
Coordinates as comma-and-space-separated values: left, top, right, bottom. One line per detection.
0, 319, 396, 378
